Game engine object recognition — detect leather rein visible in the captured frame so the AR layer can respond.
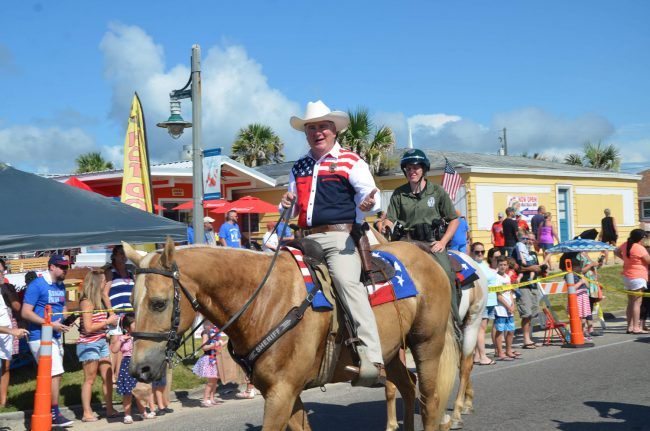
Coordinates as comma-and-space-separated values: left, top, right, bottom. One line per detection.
129, 200, 311, 372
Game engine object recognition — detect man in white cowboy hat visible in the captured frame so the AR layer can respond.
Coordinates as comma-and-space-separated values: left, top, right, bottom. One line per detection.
280, 100, 385, 387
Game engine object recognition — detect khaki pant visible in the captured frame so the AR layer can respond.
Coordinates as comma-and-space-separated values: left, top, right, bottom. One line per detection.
307, 231, 383, 364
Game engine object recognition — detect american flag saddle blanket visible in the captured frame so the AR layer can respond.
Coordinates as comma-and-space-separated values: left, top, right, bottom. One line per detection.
283, 246, 418, 309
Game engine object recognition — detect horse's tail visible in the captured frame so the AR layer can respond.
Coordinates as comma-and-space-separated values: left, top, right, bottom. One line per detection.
436, 315, 461, 424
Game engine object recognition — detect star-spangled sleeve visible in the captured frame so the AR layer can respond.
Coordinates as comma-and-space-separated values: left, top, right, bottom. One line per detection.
349, 158, 381, 219
280, 168, 301, 219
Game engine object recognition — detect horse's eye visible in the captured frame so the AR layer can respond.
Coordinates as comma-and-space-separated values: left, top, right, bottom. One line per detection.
150, 299, 167, 312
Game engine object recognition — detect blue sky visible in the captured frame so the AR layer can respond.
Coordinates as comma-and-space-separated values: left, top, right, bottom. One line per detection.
1, 1, 649, 174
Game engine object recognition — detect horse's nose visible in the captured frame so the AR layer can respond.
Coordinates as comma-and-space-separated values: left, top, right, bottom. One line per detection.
131, 363, 153, 383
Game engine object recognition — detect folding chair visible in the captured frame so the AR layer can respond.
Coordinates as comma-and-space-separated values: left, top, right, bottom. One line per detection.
542, 307, 567, 345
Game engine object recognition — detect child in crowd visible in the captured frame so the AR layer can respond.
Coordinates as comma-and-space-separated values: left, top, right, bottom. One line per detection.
192, 322, 225, 407
152, 370, 174, 416
494, 257, 520, 361
113, 314, 156, 424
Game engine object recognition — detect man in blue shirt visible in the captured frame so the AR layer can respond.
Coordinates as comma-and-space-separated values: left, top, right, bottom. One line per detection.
449, 210, 470, 253
275, 220, 295, 245
22, 254, 74, 427
218, 210, 243, 248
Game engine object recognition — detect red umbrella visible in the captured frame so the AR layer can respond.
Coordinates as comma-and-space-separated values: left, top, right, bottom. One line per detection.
64, 177, 105, 194
210, 196, 279, 214
211, 196, 279, 235
172, 199, 229, 210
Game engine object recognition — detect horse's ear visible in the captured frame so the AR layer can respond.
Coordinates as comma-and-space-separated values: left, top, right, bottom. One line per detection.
122, 241, 143, 267
160, 236, 176, 269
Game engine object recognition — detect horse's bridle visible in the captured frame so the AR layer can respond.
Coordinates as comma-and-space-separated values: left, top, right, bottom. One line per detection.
130, 262, 200, 363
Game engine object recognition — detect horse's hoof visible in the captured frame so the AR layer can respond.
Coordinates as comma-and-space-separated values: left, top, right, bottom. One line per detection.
461, 406, 474, 415
450, 419, 464, 430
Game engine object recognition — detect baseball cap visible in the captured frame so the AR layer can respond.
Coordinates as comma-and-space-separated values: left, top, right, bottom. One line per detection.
203, 216, 215, 223
48, 255, 70, 267
497, 212, 504, 218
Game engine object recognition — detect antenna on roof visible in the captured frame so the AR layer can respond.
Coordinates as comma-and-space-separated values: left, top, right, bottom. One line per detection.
498, 127, 508, 156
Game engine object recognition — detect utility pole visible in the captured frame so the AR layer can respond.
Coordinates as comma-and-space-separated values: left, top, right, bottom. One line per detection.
498, 127, 508, 156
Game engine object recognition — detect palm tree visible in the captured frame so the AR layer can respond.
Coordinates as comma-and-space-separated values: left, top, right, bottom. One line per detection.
75, 152, 114, 173
564, 141, 621, 171
231, 123, 284, 167
337, 108, 395, 174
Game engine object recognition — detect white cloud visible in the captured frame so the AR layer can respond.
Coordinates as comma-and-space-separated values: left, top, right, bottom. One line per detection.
99, 23, 302, 165
409, 114, 461, 132
0, 126, 96, 173
379, 107, 618, 161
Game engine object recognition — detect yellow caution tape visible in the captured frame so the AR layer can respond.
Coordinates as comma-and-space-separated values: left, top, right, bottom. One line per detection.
487, 272, 569, 293
487, 270, 650, 297
50, 307, 134, 316
574, 273, 650, 297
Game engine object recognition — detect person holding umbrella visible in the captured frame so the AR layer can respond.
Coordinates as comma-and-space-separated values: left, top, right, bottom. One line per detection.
614, 229, 650, 334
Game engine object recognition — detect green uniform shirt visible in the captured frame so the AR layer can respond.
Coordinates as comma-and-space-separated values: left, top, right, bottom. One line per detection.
386, 180, 457, 229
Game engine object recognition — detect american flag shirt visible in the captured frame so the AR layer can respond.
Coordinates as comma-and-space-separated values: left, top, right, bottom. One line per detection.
286, 143, 380, 228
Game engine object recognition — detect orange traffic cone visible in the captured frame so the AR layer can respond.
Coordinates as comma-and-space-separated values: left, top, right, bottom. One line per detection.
32, 304, 53, 430
561, 259, 594, 349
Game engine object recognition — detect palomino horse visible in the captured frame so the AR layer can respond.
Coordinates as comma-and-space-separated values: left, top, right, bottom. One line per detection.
124, 238, 459, 431
368, 229, 487, 430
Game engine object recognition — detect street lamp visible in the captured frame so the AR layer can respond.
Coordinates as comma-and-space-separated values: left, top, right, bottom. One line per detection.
157, 44, 204, 243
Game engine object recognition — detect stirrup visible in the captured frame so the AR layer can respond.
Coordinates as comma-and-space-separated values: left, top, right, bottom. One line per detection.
345, 362, 386, 388
345, 347, 385, 388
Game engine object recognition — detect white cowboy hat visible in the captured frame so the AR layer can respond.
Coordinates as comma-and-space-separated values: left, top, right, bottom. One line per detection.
290, 100, 350, 132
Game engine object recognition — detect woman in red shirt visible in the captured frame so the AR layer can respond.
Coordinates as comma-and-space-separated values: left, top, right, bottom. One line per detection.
614, 229, 650, 334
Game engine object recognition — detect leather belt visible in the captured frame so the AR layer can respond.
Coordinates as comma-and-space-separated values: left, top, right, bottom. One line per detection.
302, 223, 353, 236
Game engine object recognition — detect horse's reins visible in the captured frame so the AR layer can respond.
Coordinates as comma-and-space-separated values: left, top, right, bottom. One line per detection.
131, 200, 296, 365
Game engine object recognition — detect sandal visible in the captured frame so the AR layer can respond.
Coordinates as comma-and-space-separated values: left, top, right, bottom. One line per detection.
81, 417, 98, 423
478, 359, 496, 366
200, 400, 216, 408
235, 388, 257, 399
495, 356, 514, 361
522, 343, 537, 349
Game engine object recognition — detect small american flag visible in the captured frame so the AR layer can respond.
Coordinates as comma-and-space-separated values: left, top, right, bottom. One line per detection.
442, 157, 462, 200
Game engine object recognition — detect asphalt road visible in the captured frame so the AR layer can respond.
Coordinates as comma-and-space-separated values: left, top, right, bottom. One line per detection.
32, 318, 650, 430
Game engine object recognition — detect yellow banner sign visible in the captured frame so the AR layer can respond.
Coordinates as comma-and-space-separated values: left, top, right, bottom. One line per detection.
120, 93, 153, 212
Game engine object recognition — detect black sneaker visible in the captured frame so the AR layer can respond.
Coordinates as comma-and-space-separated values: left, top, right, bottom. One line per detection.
155, 408, 166, 416
53, 414, 74, 427
163, 407, 174, 414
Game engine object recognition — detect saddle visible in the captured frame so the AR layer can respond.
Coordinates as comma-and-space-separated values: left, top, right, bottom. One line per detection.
284, 237, 393, 387
285, 233, 395, 286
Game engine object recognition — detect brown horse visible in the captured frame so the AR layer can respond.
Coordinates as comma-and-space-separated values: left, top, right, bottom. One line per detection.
124, 238, 459, 431
367, 229, 487, 430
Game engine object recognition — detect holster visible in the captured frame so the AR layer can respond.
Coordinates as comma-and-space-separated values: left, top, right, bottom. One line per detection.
351, 223, 373, 273
357, 233, 374, 274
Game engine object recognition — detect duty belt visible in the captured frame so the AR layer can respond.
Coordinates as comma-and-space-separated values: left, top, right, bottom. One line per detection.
302, 223, 353, 236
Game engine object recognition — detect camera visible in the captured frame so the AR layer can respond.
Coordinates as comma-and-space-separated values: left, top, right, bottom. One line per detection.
62, 313, 80, 326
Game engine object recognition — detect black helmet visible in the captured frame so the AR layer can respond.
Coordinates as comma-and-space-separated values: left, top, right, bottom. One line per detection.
400, 149, 430, 172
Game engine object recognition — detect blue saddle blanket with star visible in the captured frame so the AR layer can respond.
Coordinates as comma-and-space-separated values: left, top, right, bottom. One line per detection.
366, 250, 418, 306
284, 247, 418, 309
448, 252, 479, 287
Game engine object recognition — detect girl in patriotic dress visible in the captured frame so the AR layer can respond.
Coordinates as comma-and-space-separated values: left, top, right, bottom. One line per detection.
192, 322, 224, 407
113, 314, 156, 424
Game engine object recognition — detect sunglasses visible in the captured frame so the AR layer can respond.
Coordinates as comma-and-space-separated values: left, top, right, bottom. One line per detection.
473, 250, 485, 255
